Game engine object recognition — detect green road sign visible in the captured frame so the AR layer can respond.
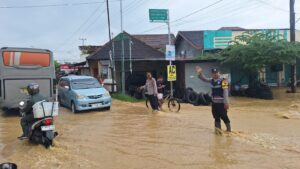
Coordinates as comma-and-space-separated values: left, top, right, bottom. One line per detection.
149, 9, 169, 22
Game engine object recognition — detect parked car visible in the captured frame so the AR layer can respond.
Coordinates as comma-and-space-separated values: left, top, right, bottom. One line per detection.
58, 76, 111, 113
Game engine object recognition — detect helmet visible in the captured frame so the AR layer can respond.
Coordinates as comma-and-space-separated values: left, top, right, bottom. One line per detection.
27, 83, 39, 95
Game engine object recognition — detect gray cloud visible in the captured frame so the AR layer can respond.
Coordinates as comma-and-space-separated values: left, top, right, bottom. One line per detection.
0, 0, 299, 62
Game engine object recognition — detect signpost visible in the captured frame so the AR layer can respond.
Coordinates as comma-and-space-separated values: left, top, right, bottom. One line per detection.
165, 45, 175, 61
149, 9, 175, 97
149, 9, 169, 22
167, 65, 176, 81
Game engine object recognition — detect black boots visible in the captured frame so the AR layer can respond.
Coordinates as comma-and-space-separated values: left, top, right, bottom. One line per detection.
215, 122, 222, 135
225, 123, 231, 132
214, 122, 231, 134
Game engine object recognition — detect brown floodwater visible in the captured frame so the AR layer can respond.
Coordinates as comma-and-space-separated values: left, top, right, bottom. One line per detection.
0, 89, 300, 169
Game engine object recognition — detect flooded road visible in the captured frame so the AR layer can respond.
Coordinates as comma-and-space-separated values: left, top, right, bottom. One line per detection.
1, 89, 300, 169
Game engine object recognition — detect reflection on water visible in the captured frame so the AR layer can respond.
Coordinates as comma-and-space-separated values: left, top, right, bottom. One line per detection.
0, 89, 300, 169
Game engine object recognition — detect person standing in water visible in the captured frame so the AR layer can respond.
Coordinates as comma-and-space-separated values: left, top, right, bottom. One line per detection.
156, 75, 166, 110
140, 72, 159, 112
195, 66, 231, 133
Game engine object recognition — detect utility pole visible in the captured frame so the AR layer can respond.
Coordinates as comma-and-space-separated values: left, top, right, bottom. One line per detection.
129, 38, 133, 74
120, 0, 123, 31
290, 0, 296, 93
112, 32, 115, 73
79, 38, 87, 46
120, 0, 125, 94
167, 11, 173, 97
106, 0, 115, 93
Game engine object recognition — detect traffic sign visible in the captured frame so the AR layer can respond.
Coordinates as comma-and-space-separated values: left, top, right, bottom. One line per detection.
167, 65, 176, 81
149, 9, 169, 22
166, 45, 175, 61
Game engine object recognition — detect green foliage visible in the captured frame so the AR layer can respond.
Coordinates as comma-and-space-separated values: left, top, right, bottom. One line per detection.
220, 32, 300, 75
111, 93, 143, 103
197, 52, 224, 61
54, 60, 60, 70
158, 48, 166, 53
79, 45, 100, 55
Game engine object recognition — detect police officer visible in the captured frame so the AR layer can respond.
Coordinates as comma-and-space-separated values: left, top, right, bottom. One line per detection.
18, 83, 46, 140
195, 66, 231, 133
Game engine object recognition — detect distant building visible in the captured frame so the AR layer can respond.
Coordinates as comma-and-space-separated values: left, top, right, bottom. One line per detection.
175, 27, 300, 88
133, 34, 175, 51
86, 32, 169, 93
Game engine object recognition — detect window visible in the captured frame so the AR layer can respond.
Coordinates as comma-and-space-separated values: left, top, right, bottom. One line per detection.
59, 80, 69, 88
101, 66, 109, 79
71, 78, 101, 90
3, 51, 50, 67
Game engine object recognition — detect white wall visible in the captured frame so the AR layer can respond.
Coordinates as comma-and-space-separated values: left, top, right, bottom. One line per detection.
185, 62, 222, 94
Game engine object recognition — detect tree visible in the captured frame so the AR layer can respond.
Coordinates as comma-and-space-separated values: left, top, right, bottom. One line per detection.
203, 32, 300, 87
54, 60, 60, 71
79, 45, 101, 55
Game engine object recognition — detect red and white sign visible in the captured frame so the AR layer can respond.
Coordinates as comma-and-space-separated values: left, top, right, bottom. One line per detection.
60, 64, 78, 71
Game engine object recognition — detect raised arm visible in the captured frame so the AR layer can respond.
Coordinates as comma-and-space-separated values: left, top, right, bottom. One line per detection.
195, 66, 211, 83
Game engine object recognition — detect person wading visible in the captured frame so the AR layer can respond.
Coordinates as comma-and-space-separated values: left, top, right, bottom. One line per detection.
195, 66, 231, 134
140, 72, 159, 112
156, 75, 166, 110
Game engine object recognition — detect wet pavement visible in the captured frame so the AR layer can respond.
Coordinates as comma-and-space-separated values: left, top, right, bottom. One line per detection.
0, 89, 300, 169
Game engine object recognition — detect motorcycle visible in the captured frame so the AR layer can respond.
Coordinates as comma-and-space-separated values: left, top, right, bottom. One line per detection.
19, 101, 58, 148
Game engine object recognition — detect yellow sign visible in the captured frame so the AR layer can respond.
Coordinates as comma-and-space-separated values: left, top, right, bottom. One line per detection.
167, 65, 176, 81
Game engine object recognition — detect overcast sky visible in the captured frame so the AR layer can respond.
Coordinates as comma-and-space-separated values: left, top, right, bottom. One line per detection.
0, 0, 299, 62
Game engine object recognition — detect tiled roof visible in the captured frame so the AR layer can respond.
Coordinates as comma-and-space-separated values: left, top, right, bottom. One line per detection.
218, 27, 246, 31
175, 31, 203, 50
133, 34, 175, 49
87, 32, 165, 61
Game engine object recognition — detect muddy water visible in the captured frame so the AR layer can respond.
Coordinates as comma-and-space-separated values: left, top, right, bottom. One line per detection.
0, 89, 300, 169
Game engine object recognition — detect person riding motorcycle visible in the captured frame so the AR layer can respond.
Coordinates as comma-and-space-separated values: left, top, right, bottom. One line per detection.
18, 83, 47, 140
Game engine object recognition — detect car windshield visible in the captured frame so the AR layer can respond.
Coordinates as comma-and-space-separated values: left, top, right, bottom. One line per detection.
71, 78, 101, 89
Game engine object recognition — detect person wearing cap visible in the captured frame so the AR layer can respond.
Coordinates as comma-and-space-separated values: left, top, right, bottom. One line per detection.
195, 66, 231, 134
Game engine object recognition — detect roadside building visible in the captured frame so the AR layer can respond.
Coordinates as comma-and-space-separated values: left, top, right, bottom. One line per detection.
86, 32, 174, 93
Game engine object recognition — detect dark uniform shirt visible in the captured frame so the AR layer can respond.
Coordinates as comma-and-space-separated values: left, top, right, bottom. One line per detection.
198, 74, 229, 104
23, 93, 47, 115
211, 78, 228, 103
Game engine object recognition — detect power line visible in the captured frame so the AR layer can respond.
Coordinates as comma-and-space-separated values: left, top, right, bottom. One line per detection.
123, 0, 147, 14
0, 0, 119, 9
141, 0, 225, 33
172, 0, 224, 23
167, 1, 261, 30
123, 0, 139, 12
60, 8, 107, 52
58, 4, 104, 49
80, 8, 107, 36
255, 0, 299, 13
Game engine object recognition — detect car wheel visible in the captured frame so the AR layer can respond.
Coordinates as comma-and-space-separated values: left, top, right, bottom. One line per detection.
105, 106, 111, 111
71, 102, 78, 113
